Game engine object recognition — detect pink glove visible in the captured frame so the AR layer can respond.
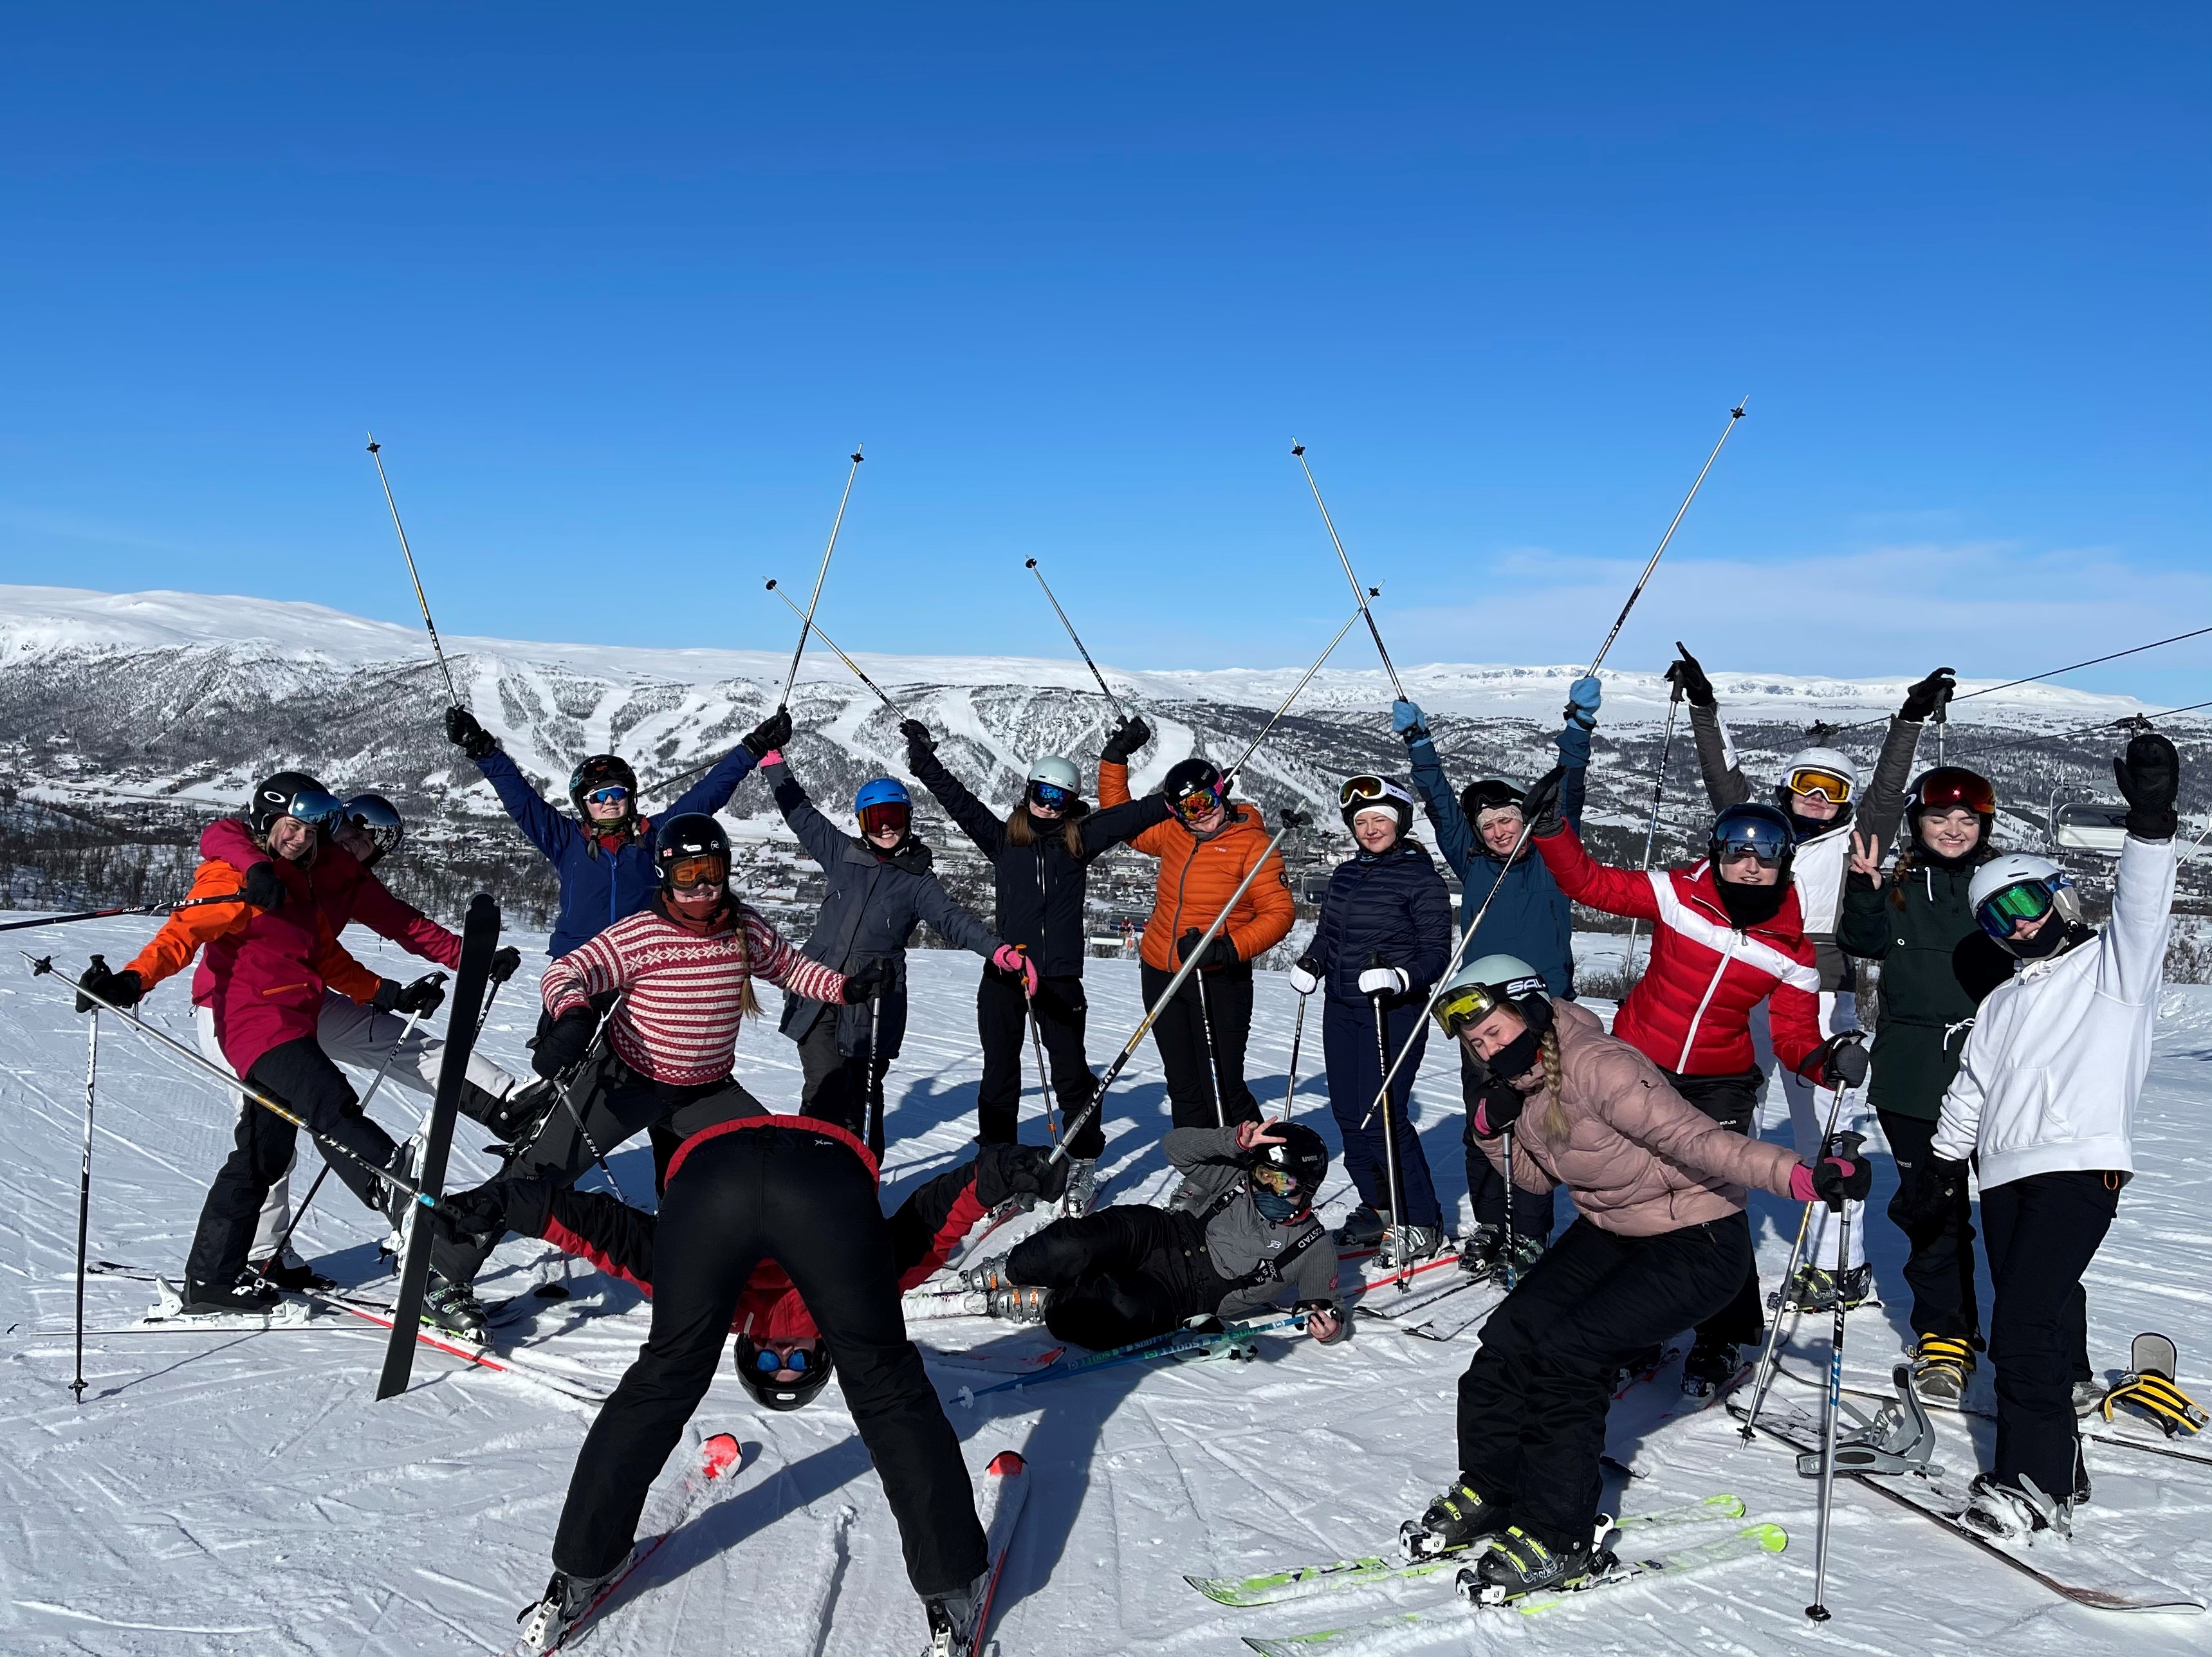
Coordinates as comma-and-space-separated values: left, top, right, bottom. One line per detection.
1789, 1164, 1817, 1203
992, 944, 1039, 996
760, 750, 783, 767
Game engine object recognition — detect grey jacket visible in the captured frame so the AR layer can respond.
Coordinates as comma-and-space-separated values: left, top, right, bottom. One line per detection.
1163, 1126, 1343, 1321
768, 759, 1000, 1057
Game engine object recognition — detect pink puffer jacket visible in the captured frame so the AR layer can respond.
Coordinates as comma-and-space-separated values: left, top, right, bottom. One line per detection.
1477, 1000, 1802, 1236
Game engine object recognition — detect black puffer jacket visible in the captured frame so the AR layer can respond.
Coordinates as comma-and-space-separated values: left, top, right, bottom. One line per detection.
1307, 840, 1455, 1009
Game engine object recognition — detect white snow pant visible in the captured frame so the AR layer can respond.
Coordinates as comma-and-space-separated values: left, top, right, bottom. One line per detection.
195, 994, 518, 1261
1752, 989, 1866, 1274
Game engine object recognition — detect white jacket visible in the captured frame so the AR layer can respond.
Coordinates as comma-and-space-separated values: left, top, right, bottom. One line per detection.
1933, 834, 2176, 1188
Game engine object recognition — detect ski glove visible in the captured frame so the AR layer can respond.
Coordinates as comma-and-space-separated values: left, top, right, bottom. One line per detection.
1791, 1155, 1872, 1209
1288, 954, 1322, 996
973, 1140, 1069, 1207
374, 973, 448, 1018
1358, 964, 1411, 997
1297, 1299, 1351, 1344
488, 945, 524, 986
1901, 666, 1957, 723
75, 955, 142, 1014
2114, 731, 2180, 841
1889, 1155, 1968, 1234
1392, 699, 1430, 742
842, 957, 894, 1005
1821, 1039, 1870, 1090
1178, 928, 1240, 971
1100, 714, 1152, 765
1469, 1079, 1525, 1139
898, 719, 937, 758
438, 1182, 512, 1245
1563, 675, 1602, 730
742, 705, 793, 760
1520, 765, 1568, 838
242, 861, 288, 913
1666, 643, 1715, 708
991, 944, 1040, 996
531, 1007, 597, 1080
445, 704, 499, 759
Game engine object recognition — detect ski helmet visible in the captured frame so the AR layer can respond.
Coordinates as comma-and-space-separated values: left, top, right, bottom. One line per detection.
246, 771, 338, 837
1904, 766, 1997, 848
1162, 756, 1226, 824
732, 1335, 834, 1412
1025, 754, 1082, 812
1708, 801, 1796, 881
1432, 953, 1552, 1039
853, 776, 912, 839
1249, 1122, 1329, 1221
1339, 774, 1414, 839
654, 812, 731, 890
338, 792, 405, 866
1458, 778, 1525, 833
1969, 853, 2083, 957
569, 754, 638, 822
1778, 747, 1859, 814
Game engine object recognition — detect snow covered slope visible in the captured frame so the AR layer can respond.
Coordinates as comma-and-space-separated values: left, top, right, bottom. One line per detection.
3, 926, 2207, 1656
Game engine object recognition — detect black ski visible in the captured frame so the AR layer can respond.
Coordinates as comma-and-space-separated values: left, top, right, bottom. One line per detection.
378, 892, 500, 1400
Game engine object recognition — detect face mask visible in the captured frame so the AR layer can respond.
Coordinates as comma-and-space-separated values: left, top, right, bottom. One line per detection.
1488, 1024, 1544, 1083
1252, 1187, 1300, 1223
1715, 876, 1787, 928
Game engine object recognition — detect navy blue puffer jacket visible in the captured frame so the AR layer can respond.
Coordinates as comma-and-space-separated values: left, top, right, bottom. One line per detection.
1307, 840, 1454, 1009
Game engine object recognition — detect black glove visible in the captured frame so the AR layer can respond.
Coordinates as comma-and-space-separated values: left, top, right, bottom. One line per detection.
2114, 731, 2180, 841
438, 1182, 512, 1244
1809, 1153, 1873, 1208
1666, 643, 1715, 708
1821, 1038, 1870, 1090
1520, 764, 1567, 838
1178, 928, 1239, 970
488, 946, 523, 986
1889, 1155, 1968, 1234
1469, 1077, 1526, 1138
842, 957, 894, 1005
899, 719, 937, 758
1901, 666, 1957, 723
445, 704, 498, 759
742, 704, 793, 760
242, 861, 288, 912
531, 1007, 597, 1080
374, 972, 448, 1017
75, 955, 143, 1014
973, 1141, 1071, 1207
1100, 714, 1152, 765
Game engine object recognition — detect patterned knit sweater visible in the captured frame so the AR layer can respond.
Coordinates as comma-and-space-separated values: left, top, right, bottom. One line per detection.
540, 901, 846, 1086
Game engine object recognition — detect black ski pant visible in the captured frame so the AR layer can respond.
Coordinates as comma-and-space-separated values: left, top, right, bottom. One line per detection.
796, 1011, 890, 1142
1007, 1204, 1236, 1351
185, 1036, 400, 1291
1458, 1213, 1751, 1549
1461, 1048, 1553, 1245
1981, 1168, 2120, 1501
551, 1126, 988, 1597
1323, 996, 1442, 1230
1140, 961, 1262, 1131
1879, 1108, 1982, 1344
1662, 1067, 1767, 1348
975, 969, 1103, 1158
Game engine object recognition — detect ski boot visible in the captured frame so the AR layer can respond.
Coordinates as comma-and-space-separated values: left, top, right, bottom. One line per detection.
1457, 1223, 1503, 1279
1959, 1472, 2069, 1542
474, 1078, 557, 1146
249, 1252, 338, 1294
379, 1137, 422, 1253
1783, 1261, 1876, 1314
1059, 1157, 1100, 1218
1611, 1342, 1666, 1392
1334, 1205, 1389, 1251
181, 1272, 284, 1317
921, 1571, 988, 1656
1502, 1231, 1547, 1280
424, 1278, 491, 1343
1399, 1477, 1511, 1561
517, 1562, 622, 1653
963, 1256, 1017, 1295
1908, 1333, 1977, 1404
987, 1285, 1053, 1324
1459, 1524, 1598, 1604
1381, 1223, 1443, 1269
1681, 1339, 1741, 1398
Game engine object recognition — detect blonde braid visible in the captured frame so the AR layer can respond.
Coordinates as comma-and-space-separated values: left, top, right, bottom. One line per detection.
1539, 1027, 1569, 1140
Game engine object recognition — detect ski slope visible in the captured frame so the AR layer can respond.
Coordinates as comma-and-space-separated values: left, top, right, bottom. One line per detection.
4, 922, 2209, 1656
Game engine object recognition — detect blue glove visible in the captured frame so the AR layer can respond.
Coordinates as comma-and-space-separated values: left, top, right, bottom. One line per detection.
1392, 699, 1429, 741
1563, 676, 1601, 730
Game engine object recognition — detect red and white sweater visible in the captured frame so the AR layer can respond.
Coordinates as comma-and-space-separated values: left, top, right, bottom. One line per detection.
540, 902, 846, 1086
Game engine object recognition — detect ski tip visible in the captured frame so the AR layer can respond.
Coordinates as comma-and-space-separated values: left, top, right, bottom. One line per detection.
701, 1433, 744, 1481
986, 1450, 1027, 1477
1708, 1494, 1747, 1519
1746, 1522, 1789, 1553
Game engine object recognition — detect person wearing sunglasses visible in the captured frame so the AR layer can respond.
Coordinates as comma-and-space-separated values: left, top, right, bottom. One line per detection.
758, 750, 1011, 1140
1835, 764, 2007, 1401
900, 717, 1170, 1213
1289, 774, 1452, 1264
1401, 953, 1866, 1598
1895, 733, 2180, 1542
1391, 679, 1599, 1277
1531, 778, 1862, 1396
1098, 744, 1296, 1137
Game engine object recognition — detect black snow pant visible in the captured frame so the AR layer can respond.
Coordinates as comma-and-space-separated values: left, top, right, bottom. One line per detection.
975, 969, 1103, 1158
1981, 1169, 2121, 1502
1662, 1067, 1767, 1348
1007, 1204, 1236, 1351
1461, 1048, 1554, 1245
1458, 1213, 1751, 1548
551, 1126, 988, 1597
186, 1035, 400, 1292
1323, 996, 1442, 1229
1879, 1108, 1982, 1344
1140, 961, 1261, 1131
797, 1011, 889, 1142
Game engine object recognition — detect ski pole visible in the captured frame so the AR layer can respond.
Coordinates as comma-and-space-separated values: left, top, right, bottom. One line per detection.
24, 954, 455, 1217
867, 992, 886, 1160
1220, 600, 1369, 787
1051, 812, 1309, 1163
779, 449, 867, 709
1579, 399, 1748, 681
1289, 442, 1406, 700
70, 1010, 97, 1404
1370, 982, 1410, 1290
1018, 953, 1056, 1146
365, 435, 462, 709
1282, 994, 1307, 1121
1621, 677, 1685, 981
550, 998, 631, 1204
764, 578, 906, 717
1502, 1130, 1518, 1293
957, 1312, 1307, 1404
1024, 557, 1127, 722
1807, 1128, 1867, 1624
0, 904, 163, 935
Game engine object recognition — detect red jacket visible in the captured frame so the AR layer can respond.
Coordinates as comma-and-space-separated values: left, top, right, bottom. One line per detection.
1535, 822, 1822, 1077
191, 817, 461, 1009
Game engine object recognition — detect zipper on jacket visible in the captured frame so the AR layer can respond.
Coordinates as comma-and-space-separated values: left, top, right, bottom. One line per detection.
1676, 931, 1740, 1072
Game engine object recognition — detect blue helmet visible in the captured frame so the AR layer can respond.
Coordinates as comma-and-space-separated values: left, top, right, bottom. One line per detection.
854, 777, 911, 813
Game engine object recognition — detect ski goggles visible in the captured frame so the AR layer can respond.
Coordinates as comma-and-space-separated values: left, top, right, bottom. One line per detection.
340, 794, 405, 857
1339, 775, 1392, 808
1912, 767, 1996, 816
1711, 814, 1791, 869
858, 801, 911, 838
1251, 1163, 1301, 1197
750, 1343, 813, 1377
1975, 877, 2060, 942
285, 789, 347, 830
1433, 980, 1513, 1038
665, 853, 729, 890
584, 784, 631, 807
1170, 783, 1224, 823
1028, 779, 1074, 812
1785, 765, 1854, 805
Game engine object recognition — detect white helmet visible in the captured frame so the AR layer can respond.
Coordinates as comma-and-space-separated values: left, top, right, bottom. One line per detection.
1968, 852, 2083, 956
1781, 747, 1859, 807
1433, 953, 1551, 1038
1026, 755, 1080, 794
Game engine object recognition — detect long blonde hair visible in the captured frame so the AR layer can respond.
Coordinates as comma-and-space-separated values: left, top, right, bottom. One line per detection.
1536, 1027, 1567, 1140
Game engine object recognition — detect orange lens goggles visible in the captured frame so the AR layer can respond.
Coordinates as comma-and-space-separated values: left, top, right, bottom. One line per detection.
1787, 767, 1854, 805
667, 854, 728, 890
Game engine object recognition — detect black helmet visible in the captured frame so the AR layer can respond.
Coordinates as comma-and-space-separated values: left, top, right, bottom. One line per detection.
1163, 757, 1226, 825
338, 793, 405, 867
1457, 777, 1525, 828
569, 754, 638, 823
732, 1335, 833, 1412
654, 812, 730, 890
247, 770, 336, 837
1249, 1122, 1329, 1217
1708, 801, 1796, 881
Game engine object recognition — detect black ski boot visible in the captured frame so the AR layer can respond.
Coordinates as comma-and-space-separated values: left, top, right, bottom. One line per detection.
424, 1277, 491, 1342
921, 1572, 988, 1656
1334, 1205, 1389, 1250
470, 1079, 557, 1146
1611, 1342, 1666, 1391
1399, 1477, 1512, 1561
1463, 1524, 1598, 1603
1457, 1223, 1503, 1279
516, 1562, 622, 1653
1681, 1339, 1741, 1398
181, 1273, 284, 1316
248, 1253, 338, 1294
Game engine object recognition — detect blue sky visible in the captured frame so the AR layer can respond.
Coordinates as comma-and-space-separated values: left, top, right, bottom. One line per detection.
1, 8, 2205, 702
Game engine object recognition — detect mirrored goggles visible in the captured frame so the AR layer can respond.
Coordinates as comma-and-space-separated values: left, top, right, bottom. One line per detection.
1976, 877, 2058, 941
1787, 766, 1854, 805
584, 783, 631, 807
1172, 784, 1223, 823
1251, 1163, 1300, 1196
751, 1344, 812, 1377
340, 795, 405, 856
287, 789, 347, 830
1433, 980, 1509, 1038
666, 853, 728, 890
1913, 767, 1996, 816
1712, 814, 1791, 869
1339, 774, 1390, 807
1028, 780, 1074, 812
858, 801, 911, 838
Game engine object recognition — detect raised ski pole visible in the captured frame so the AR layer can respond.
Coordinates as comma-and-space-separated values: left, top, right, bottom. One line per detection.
1024, 558, 1128, 722
1578, 399, 1747, 682
1620, 674, 1686, 980
1050, 812, 1309, 1164
69, 1008, 98, 1403
1807, 1128, 1868, 1624
365, 434, 462, 709
780, 449, 867, 710
1369, 975, 1411, 1290
1282, 994, 1307, 1120
24, 954, 456, 1217
1221, 600, 1369, 787
764, 578, 907, 717
1289, 442, 1406, 700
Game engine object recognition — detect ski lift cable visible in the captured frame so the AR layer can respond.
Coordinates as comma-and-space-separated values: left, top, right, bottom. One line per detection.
1823, 624, 2212, 737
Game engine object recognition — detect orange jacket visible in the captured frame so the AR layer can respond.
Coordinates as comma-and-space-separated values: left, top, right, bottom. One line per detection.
1099, 760, 1296, 973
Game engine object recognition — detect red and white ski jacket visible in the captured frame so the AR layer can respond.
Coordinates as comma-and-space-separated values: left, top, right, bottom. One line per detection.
540, 900, 845, 1085
1535, 821, 1823, 1078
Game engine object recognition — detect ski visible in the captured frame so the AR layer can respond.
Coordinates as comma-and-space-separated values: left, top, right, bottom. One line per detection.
1729, 1400, 2206, 1612
1614, 1344, 1683, 1400
1405, 1286, 1502, 1344
309, 1287, 613, 1405
513, 1431, 750, 1653
1188, 1494, 1746, 1607
1346, 1268, 1474, 1322
138, 1276, 315, 1332
956, 1313, 1302, 1406
1237, 1522, 1785, 1651
933, 1449, 1031, 1656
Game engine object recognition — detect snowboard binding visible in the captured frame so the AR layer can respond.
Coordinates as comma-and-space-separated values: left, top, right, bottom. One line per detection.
1793, 1363, 1940, 1479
